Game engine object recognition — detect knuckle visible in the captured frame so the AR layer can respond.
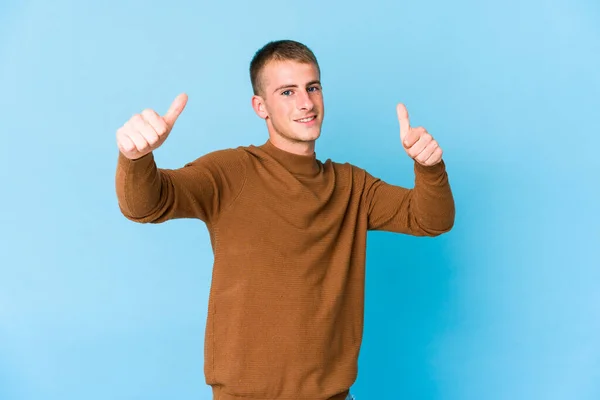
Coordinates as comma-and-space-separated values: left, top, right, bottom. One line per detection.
138, 141, 149, 151
116, 129, 129, 141
117, 138, 132, 153
156, 122, 168, 136
117, 128, 131, 141
141, 108, 156, 121
147, 135, 159, 146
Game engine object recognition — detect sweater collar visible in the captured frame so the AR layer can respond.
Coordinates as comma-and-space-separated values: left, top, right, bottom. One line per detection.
259, 139, 321, 176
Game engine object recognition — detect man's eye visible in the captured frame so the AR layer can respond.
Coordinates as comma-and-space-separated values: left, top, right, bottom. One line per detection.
282, 90, 292, 96
308, 86, 320, 92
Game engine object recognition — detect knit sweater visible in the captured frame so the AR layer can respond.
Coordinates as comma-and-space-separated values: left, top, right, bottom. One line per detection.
115, 139, 455, 399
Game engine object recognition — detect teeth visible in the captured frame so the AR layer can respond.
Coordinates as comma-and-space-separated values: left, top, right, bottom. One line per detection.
297, 116, 315, 123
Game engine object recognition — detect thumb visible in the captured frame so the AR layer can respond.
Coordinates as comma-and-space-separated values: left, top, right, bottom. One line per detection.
396, 103, 411, 144
163, 93, 188, 129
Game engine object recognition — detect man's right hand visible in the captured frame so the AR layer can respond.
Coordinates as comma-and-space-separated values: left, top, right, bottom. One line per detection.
117, 93, 188, 160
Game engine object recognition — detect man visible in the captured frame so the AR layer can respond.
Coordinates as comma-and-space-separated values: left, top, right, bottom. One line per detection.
115, 40, 455, 400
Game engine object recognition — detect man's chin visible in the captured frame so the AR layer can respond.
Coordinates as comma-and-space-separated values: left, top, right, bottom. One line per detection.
295, 128, 322, 142
299, 134, 320, 143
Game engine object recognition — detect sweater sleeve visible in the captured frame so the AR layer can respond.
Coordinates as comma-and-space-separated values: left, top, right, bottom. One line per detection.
362, 160, 455, 236
115, 148, 247, 224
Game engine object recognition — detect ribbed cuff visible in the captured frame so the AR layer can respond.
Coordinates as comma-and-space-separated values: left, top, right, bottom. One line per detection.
211, 386, 349, 400
117, 151, 155, 173
414, 158, 446, 178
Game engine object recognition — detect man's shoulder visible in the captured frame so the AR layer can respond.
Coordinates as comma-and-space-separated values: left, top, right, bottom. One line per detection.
186, 145, 250, 166
327, 158, 367, 174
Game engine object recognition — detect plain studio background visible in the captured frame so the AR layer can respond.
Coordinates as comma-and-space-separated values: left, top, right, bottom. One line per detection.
0, 0, 599, 399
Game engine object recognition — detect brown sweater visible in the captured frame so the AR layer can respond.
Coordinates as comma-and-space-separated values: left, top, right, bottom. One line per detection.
115, 139, 455, 399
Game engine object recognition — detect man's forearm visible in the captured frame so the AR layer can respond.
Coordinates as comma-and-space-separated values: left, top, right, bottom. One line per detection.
411, 160, 455, 235
115, 151, 166, 222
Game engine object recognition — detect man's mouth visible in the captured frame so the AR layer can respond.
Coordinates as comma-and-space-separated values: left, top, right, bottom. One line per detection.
295, 115, 317, 123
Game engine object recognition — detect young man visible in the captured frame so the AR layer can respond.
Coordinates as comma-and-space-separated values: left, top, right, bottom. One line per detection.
115, 40, 455, 400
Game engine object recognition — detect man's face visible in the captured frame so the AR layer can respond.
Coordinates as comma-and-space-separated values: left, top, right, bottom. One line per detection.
253, 60, 324, 145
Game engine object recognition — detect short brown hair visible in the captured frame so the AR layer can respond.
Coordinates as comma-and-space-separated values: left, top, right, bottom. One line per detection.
250, 40, 320, 96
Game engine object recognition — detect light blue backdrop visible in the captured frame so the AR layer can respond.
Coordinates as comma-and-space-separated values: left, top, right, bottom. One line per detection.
1, 0, 599, 399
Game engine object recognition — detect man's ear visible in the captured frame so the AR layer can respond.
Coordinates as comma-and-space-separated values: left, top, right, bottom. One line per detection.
251, 95, 268, 119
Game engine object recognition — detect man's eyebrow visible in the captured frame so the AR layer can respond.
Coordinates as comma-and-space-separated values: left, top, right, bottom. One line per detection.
272, 80, 322, 94
273, 84, 297, 94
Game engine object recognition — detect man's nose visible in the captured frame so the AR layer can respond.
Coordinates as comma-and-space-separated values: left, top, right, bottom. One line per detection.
296, 90, 314, 110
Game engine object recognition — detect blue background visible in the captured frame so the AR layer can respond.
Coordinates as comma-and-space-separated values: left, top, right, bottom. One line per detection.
1, 0, 599, 399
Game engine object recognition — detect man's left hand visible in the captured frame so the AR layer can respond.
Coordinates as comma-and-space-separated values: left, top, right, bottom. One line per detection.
397, 103, 443, 166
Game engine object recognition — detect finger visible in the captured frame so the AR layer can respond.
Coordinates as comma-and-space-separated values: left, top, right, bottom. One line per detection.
403, 129, 420, 149
409, 132, 433, 159
131, 114, 160, 146
128, 130, 151, 153
423, 146, 443, 166
163, 93, 188, 128
396, 103, 411, 144
404, 127, 428, 152
415, 140, 438, 164
117, 129, 136, 154
141, 108, 169, 137
123, 119, 151, 153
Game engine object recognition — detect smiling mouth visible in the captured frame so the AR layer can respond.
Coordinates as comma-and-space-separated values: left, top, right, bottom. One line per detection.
295, 116, 317, 123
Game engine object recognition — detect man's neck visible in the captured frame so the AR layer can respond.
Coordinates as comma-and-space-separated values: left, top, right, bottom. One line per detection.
267, 134, 315, 156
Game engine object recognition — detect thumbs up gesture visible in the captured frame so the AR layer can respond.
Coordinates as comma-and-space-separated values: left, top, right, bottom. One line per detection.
117, 93, 188, 160
396, 103, 443, 166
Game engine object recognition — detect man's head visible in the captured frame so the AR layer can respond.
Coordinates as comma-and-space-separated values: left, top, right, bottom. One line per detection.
250, 40, 324, 152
